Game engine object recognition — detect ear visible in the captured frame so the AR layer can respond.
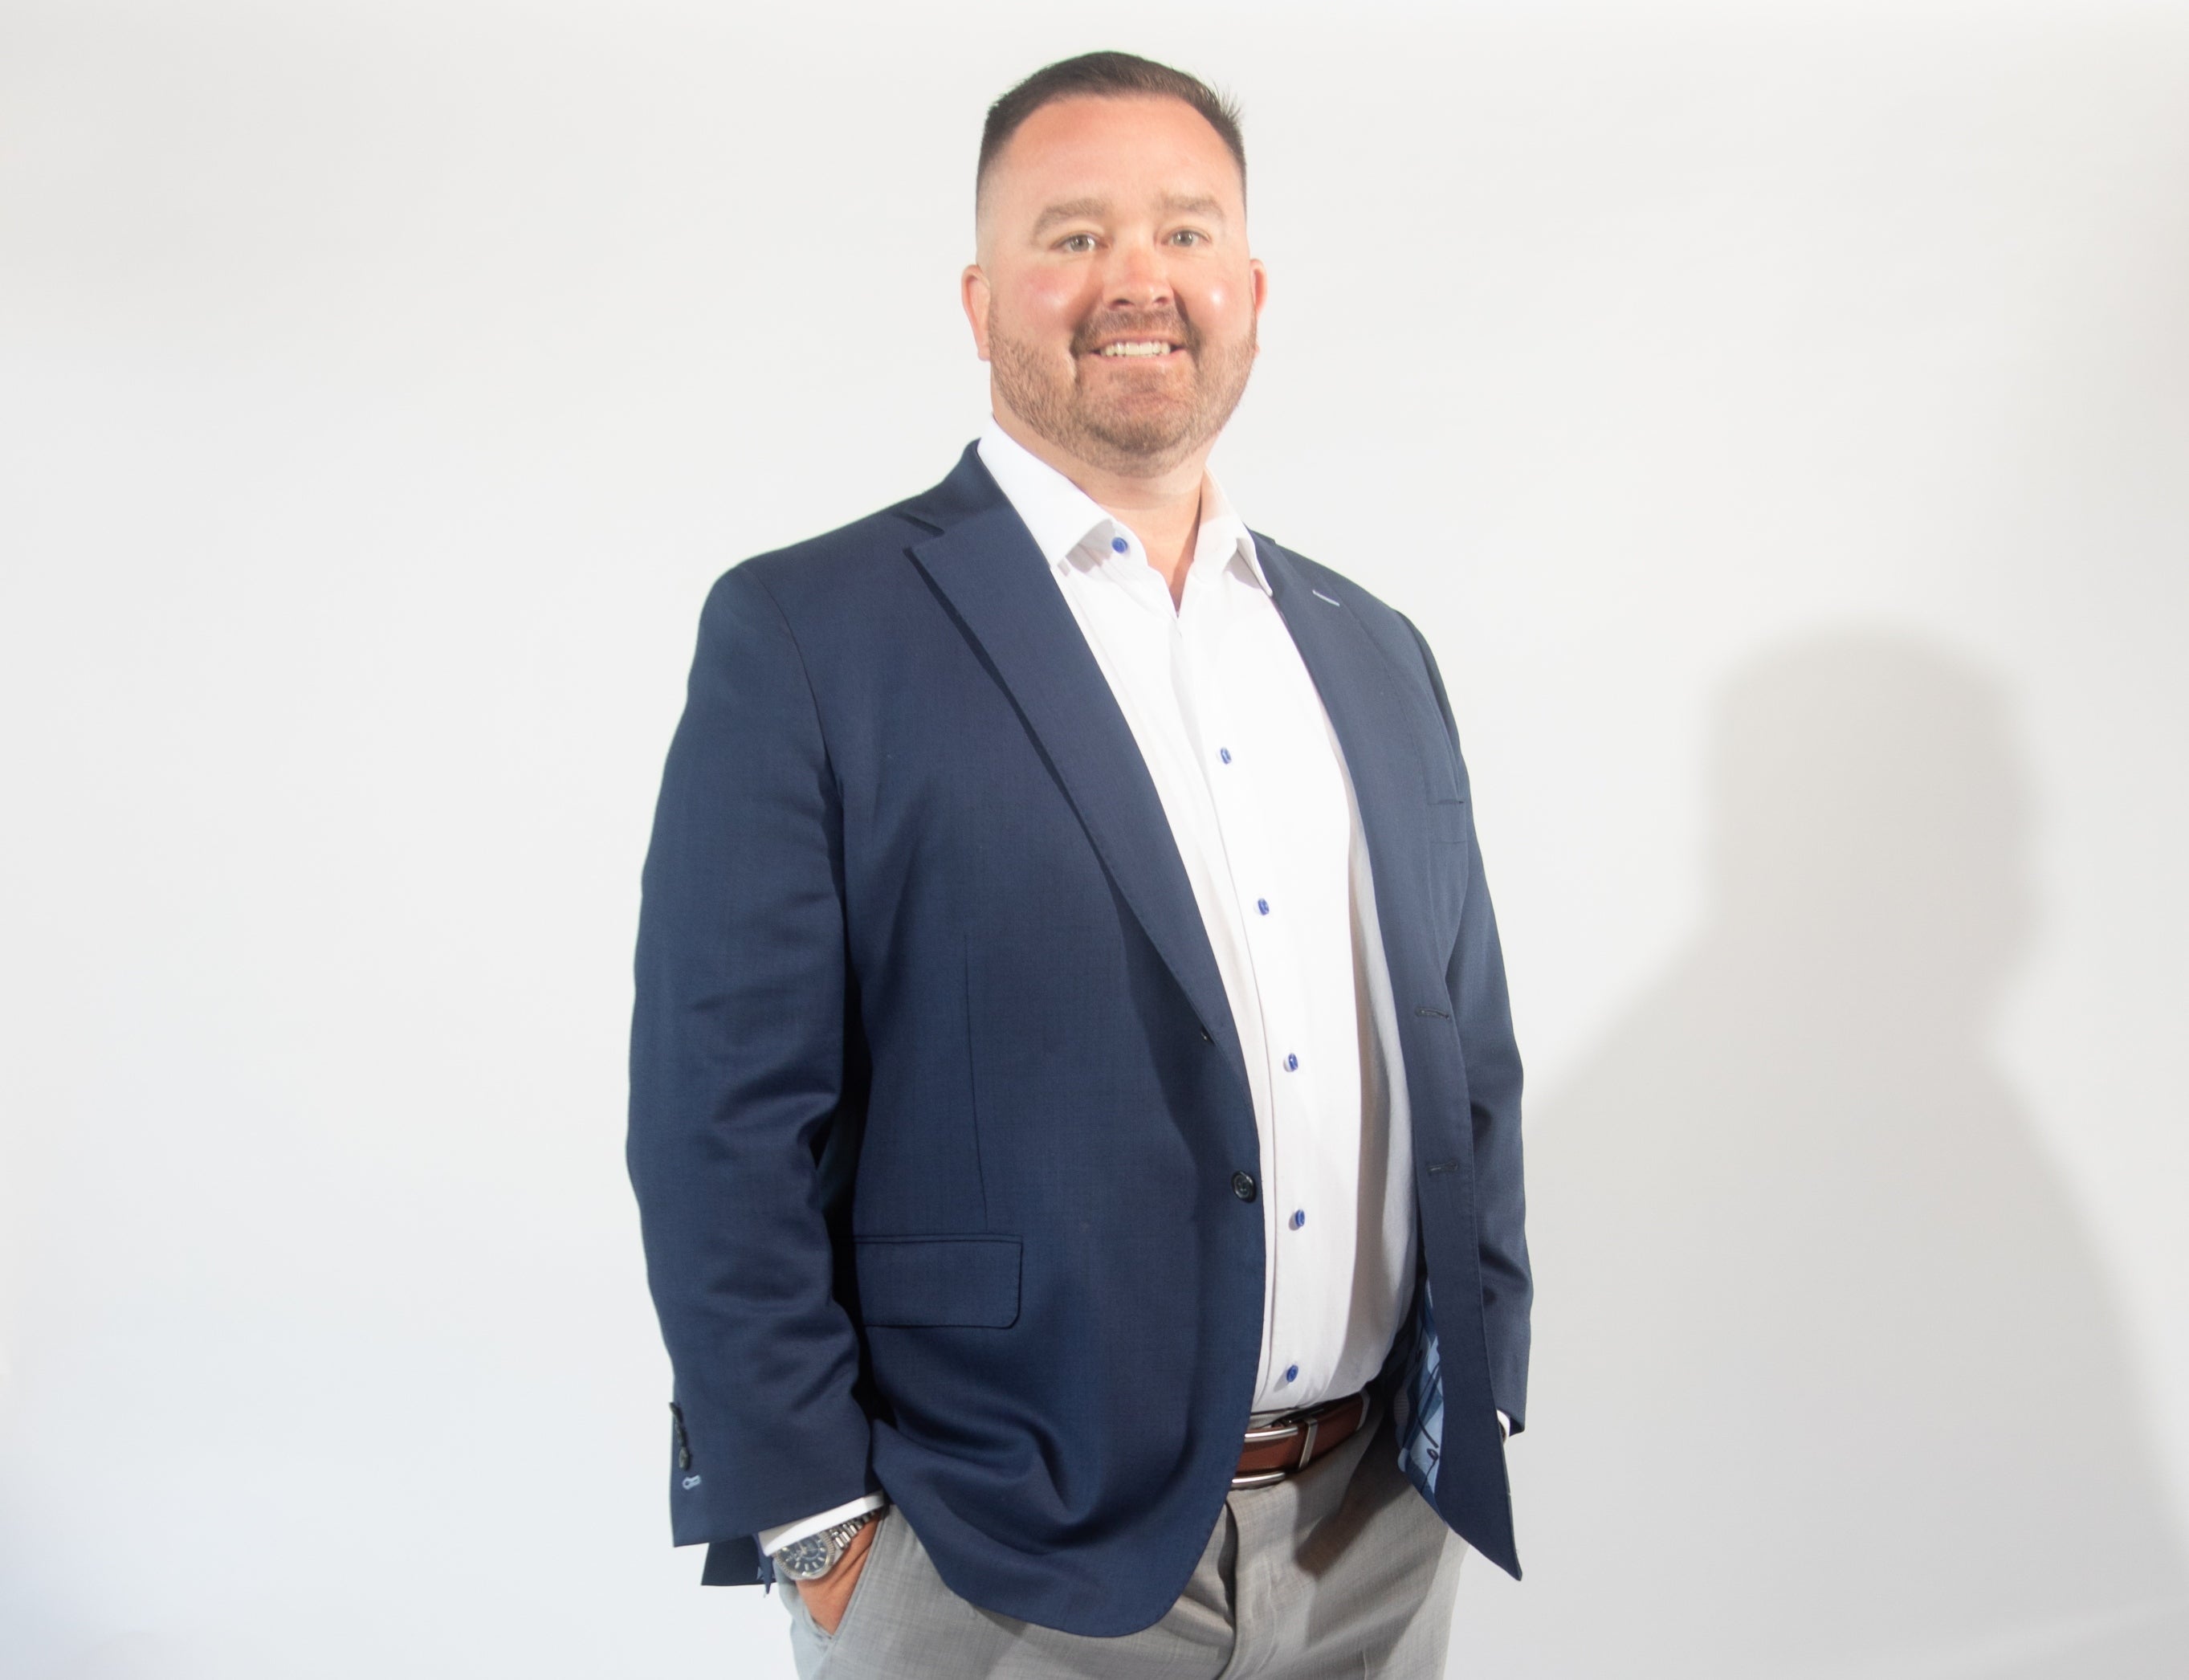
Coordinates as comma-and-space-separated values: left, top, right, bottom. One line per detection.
961, 264, 993, 362
1249, 257, 1269, 324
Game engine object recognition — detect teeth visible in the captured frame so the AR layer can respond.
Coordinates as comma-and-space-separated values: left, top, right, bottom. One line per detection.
1099, 340, 1174, 357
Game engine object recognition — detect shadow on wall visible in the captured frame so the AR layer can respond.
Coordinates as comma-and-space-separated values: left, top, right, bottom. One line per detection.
1462, 631, 2189, 1678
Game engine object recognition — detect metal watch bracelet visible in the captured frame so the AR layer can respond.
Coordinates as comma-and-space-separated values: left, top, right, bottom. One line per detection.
776, 1510, 880, 1581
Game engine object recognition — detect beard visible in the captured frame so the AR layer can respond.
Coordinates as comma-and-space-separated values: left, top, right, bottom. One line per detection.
987, 304, 1258, 477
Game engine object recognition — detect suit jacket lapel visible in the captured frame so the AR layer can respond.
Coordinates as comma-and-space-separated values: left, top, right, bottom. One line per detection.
1256, 540, 1447, 994
903, 450, 1254, 1109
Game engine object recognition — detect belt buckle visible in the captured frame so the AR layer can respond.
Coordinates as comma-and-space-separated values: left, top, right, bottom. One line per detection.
1232, 1398, 1334, 1490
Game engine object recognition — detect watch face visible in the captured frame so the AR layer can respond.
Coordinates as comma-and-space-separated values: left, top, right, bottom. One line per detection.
777, 1532, 834, 1580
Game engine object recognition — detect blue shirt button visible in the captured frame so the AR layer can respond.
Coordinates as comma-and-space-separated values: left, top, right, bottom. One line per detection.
1284, 1364, 1299, 1384
1256, 898, 1270, 915
1111, 536, 1129, 553
1290, 1209, 1306, 1229
1285, 1054, 1298, 1071
1219, 747, 1232, 764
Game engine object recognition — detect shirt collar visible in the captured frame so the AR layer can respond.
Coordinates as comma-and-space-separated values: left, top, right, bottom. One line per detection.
976, 418, 1270, 595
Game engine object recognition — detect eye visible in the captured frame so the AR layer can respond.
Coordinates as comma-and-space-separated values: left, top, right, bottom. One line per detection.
1168, 229, 1207, 247
1058, 233, 1097, 254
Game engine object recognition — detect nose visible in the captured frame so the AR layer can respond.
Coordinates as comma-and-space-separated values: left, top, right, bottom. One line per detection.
1103, 234, 1174, 312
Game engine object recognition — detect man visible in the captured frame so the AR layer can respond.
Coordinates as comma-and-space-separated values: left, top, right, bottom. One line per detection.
628, 51, 1530, 1678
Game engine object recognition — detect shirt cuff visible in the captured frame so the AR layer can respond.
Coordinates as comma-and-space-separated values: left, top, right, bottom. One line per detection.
1498, 1410, 1511, 1440
757, 1493, 890, 1556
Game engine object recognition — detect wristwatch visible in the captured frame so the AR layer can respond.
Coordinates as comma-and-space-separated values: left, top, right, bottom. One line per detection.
775, 1510, 882, 1582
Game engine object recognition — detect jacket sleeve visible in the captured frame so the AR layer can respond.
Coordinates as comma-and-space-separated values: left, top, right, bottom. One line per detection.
627, 563, 878, 1559
1402, 614, 1533, 1434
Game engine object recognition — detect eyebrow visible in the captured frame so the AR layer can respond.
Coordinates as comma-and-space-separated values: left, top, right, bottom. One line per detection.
1028, 193, 1230, 239
1029, 198, 1108, 238
1160, 194, 1226, 222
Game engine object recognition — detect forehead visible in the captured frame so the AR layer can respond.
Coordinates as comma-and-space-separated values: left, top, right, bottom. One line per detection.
982, 93, 1244, 222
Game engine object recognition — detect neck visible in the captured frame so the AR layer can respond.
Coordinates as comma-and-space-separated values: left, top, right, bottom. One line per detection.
991, 402, 1212, 608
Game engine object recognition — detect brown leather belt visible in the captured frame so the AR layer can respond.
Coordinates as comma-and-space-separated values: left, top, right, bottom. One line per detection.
1233, 1389, 1370, 1489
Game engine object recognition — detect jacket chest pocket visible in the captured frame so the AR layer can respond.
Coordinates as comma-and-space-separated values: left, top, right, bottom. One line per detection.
1426, 797, 1471, 950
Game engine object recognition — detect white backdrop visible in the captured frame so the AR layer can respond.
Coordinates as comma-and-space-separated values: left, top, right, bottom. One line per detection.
3, 3, 2185, 1675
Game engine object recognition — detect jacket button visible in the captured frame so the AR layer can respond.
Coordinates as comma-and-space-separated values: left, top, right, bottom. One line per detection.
1231, 1172, 1258, 1202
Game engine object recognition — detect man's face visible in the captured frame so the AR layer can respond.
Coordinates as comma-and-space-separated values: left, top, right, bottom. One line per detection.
964, 94, 1266, 478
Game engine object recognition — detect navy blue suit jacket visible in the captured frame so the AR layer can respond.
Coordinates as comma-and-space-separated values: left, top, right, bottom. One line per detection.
628, 444, 1530, 1637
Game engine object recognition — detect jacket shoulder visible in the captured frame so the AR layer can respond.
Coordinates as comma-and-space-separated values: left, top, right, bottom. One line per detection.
700, 446, 986, 625
706, 500, 931, 619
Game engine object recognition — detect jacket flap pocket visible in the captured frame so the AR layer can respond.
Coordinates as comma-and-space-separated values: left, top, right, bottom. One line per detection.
1429, 797, 1470, 845
855, 1236, 1021, 1328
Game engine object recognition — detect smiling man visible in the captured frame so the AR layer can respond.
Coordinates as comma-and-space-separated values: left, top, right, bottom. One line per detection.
628, 51, 1531, 1679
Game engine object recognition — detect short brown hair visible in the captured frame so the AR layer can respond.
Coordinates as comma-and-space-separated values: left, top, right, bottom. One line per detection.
977, 51, 1246, 208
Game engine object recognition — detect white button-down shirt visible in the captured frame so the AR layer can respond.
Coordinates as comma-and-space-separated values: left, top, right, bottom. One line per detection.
974, 419, 1419, 1419
760, 422, 1424, 1558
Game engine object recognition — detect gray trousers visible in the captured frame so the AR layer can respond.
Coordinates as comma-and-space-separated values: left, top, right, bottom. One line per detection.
782, 1401, 1465, 1679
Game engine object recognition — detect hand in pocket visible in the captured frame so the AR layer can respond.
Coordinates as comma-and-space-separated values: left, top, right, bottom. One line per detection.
801, 1517, 883, 1637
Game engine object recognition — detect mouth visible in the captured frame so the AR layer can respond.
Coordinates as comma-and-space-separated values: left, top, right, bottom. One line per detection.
1087, 337, 1186, 361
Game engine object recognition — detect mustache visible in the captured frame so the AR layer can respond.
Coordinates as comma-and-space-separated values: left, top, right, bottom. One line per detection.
1070, 309, 1200, 356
